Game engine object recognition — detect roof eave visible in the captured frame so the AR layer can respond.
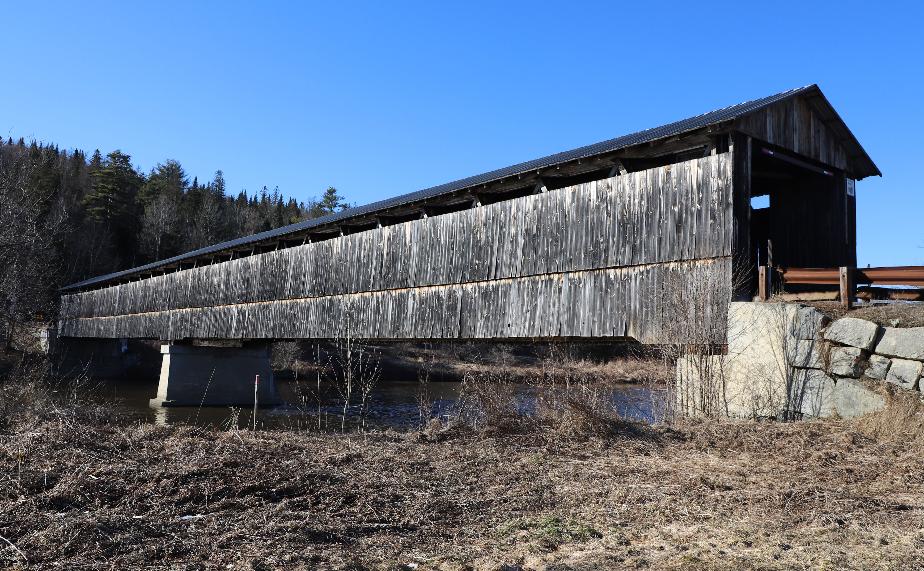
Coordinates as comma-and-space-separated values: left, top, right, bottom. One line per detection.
801, 85, 881, 179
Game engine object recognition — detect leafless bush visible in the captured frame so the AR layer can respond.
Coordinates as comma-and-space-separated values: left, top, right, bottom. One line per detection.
742, 302, 802, 419
0, 354, 108, 433
280, 338, 382, 432
531, 345, 642, 438
415, 343, 437, 427
662, 257, 830, 420
223, 406, 242, 431
661, 258, 751, 420
276, 310, 384, 433
324, 310, 382, 432
270, 341, 302, 376
446, 346, 646, 439
533, 378, 628, 438
452, 369, 525, 434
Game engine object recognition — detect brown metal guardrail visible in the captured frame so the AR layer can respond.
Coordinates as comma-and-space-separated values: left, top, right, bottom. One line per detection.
758, 265, 924, 308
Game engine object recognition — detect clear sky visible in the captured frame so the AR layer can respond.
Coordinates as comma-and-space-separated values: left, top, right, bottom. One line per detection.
2, 1, 922, 265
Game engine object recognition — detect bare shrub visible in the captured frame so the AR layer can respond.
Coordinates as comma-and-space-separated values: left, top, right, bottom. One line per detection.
0, 354, 108, 433
322, 329, 382, 432
534, 378, 628, 438
665, 256, 834, 421
282, 338, 383, 433
415, 343, 437, 427
531, 345, 643, 438
452, 369, 525, 434
223, 406, 242, 431
662, 258, 751, 419
270, 341, 302, 376
278, 306, 384, 432
745, 302, 804, 419
447, 346, 648, 440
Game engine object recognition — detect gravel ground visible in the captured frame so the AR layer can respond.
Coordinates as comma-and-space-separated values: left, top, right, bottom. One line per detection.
2, 395, 923, 571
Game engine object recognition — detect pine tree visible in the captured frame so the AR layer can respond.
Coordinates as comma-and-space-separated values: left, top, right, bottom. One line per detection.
213, 170, 226, 197
312, 186, 346, 217
83, 150, 140, 224
1, 134, 333, 297
29, 146, 62, 211
138, 160, 187, 260
88, 149, 102, 171
82, 150, 143, 267
140, 159, 187, 204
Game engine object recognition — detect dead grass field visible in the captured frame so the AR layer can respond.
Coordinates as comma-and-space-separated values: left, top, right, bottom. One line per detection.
2, 392, 924, 571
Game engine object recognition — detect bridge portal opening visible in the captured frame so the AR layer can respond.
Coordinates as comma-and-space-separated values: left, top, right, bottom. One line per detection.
749, 143, 855, 271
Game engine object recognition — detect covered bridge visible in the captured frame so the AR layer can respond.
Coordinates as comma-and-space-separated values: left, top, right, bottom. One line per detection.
60, 84, 879, 347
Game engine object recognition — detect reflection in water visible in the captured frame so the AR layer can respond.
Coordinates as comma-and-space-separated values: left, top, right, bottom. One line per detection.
85, 375, 659, 431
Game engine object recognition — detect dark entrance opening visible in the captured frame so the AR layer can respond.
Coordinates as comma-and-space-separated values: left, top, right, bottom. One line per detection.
749, 143, 855, 271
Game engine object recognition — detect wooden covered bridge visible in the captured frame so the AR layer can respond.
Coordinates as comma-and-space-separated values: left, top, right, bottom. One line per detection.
57, 85, 879, 405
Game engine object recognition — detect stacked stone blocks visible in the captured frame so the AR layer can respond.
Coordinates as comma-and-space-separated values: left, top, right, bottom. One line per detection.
677, 302, 924, 419
816, 316, 924, 395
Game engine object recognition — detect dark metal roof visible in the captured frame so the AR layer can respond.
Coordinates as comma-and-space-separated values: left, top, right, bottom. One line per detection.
62, 84, 877, 292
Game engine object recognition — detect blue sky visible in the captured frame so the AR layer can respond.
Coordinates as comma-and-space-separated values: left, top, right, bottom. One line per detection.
2, 1, 922, 265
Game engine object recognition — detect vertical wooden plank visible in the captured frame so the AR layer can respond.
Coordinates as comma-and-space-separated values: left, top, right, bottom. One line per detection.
730, 132, 753, 300
839, 266, 855, 309
758, 266, 769, 301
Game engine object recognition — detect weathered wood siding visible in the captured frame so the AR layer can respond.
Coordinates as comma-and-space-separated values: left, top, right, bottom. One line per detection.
734, 97, 850, 172
60, 153, 735, 344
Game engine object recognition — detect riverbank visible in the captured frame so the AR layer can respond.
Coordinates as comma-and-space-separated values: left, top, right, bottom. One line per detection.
2, 390, 923, 570
274, 340, 670, 386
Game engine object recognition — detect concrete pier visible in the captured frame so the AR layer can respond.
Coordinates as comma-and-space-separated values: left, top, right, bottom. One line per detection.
150, 344, 281, 408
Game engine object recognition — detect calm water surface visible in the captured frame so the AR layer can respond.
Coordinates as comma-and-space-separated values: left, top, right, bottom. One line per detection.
85, 376, 658, 430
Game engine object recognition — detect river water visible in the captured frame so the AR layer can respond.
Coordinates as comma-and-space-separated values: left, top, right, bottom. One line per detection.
84, 376, 659, 431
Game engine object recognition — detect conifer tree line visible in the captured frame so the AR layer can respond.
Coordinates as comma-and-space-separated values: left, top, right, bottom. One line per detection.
0, 137, 348, 337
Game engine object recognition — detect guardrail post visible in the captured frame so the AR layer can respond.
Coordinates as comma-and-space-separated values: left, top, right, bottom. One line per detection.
758, 266, 770, 301
839, 266, 855, 309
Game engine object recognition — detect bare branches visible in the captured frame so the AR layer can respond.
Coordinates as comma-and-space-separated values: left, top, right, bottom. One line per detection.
0, 145, 68, 346
661, 256, 752, 419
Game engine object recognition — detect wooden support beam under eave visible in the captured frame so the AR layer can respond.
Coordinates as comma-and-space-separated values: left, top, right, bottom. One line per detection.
608, 159, 627, 177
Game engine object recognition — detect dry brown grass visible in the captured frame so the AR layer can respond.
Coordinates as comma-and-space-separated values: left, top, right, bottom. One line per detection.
857, 385, 924, 444
444, 358, 655, 441
0, 353, 113, 433
531, 356, 670, 386
379, 341, 669, 386
804, 300, 924, 328
1, 397, 923, 569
